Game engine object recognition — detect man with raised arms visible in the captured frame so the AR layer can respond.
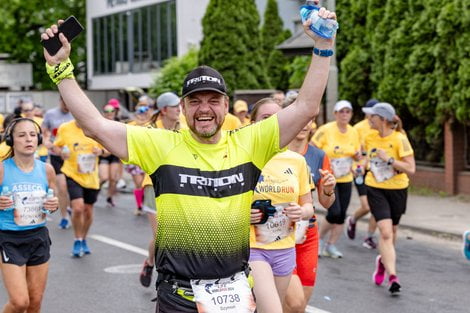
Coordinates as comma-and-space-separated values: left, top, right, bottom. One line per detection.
41, 3, 337, 312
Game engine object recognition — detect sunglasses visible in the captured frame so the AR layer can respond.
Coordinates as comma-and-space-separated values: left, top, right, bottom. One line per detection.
136, 106, 149, 114
104, 108, 115, 113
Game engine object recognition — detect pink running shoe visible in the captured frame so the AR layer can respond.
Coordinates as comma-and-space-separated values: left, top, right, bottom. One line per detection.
373, 255, 386, 285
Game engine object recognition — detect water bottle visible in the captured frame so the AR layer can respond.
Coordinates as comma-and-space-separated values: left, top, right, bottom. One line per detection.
300, 1, 339, 39
42, 188, 55, 214
1, 186, 14, 211
355, 165, 364, 185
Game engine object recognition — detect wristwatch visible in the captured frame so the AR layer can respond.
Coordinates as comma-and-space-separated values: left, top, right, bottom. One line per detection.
387, 157, 395, 166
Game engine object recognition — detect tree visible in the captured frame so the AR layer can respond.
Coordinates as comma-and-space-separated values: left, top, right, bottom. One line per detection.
260, 0, 292, 90
198, 0, 268, 95
149, 48, 198, 97
0, 0, 86, 90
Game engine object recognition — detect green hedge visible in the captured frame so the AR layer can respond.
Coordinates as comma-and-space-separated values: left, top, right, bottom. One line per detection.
336, 0, 469, 163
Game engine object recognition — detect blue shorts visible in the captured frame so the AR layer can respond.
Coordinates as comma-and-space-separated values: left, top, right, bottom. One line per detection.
249, 247, 296, 276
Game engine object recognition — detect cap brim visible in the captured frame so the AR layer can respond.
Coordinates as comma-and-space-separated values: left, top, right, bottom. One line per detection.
182, 87, 227, 99
362, 107, 374, 115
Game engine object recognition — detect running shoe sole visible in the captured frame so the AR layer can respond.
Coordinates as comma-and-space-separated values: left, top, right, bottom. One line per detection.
389, 281, 401, 295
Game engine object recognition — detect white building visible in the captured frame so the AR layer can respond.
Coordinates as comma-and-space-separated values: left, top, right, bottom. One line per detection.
86, 0, 300, 90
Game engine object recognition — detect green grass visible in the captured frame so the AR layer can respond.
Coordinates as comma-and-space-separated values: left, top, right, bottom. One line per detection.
408, 185, 448, 197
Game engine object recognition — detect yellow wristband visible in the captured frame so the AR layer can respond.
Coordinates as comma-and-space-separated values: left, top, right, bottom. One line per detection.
45, 58, 75, 85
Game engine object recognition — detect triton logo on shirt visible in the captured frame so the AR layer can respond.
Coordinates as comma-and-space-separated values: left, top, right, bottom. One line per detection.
152, 163, 261, 198
179, 173, 245, 189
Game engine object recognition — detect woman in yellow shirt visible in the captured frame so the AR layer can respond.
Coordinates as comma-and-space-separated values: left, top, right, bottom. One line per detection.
362, 102, 415, 295
249, 98, 314, 313
54, 120, 105, 257
312, 100, 361, 258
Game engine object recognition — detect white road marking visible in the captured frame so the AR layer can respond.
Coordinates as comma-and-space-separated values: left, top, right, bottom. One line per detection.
89, 234, 331, 313
305, 305, 331, 313
89, 234, 148, 256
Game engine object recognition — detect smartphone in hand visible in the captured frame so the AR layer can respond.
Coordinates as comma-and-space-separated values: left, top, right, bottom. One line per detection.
41, 16, 84, 56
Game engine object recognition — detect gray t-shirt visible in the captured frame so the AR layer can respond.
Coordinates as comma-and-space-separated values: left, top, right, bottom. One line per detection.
42, 107, 74, 155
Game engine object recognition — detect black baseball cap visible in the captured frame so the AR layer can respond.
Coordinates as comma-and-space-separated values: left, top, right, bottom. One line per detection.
181, 65, 227, 98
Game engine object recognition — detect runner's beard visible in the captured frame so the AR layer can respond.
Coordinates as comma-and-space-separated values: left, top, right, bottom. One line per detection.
191, 116, 225, 138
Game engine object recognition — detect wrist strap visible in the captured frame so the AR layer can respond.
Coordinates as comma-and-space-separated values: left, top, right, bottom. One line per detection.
46, 58, 75, 85
313, 47, 334, 57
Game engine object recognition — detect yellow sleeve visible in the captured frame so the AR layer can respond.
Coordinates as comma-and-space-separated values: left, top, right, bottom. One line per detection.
53, 124, 65, 147
398, 133, 414, 158
312, 125, 326, 149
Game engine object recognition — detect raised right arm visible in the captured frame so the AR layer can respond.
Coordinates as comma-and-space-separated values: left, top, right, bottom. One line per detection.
41, 22, 128, 161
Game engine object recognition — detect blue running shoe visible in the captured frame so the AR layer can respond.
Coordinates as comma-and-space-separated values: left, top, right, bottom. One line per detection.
463, 231, 470, 261
58, 218, 69, 229
72, 240, 83, 258
81, 239, 91, 255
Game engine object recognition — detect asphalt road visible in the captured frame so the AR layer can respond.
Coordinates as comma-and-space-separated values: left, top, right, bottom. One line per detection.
0, 191, 469, 313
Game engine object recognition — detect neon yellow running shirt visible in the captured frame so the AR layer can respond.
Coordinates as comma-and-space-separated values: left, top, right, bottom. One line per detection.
126, 115, 282, 279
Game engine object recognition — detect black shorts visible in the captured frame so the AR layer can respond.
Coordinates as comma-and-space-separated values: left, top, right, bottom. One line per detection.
156, 279, 197, 313
99, 154, 121, 165
326, 182, 352, 224
50, 154, 64, 175
366, 186, 408, 225
66, 176, 100, 205
0, 227, 51, 266
354, 170, 368, 196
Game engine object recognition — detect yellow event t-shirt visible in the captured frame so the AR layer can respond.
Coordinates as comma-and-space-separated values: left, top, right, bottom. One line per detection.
221, 113, 242, 131
353, 119, 377, 146
312, 121, 360, 183
364, 131, 414, 189
54, 121, 103, 189
250, 150, 311, 250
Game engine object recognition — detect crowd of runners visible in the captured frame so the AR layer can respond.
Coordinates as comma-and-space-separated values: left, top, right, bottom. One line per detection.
0, 2, 468, 313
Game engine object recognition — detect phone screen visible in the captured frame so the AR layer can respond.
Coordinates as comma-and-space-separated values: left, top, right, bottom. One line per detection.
42, 16, 84, 56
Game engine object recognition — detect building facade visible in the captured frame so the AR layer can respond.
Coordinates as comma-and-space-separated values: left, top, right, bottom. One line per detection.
86, 0, 300, 90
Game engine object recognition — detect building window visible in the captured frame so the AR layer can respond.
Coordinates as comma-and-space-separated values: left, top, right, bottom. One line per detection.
92, 0, 177, 75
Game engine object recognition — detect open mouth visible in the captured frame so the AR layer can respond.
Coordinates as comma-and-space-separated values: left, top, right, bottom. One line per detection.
195, 116, 214, 122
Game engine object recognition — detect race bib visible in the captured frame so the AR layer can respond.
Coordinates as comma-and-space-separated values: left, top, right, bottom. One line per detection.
191, 272, 256, 313
254, 203, 293, 245
13, 190, 46, 226
331, 157, 353, 178
370, 157, 396, 182
295, 220, 309, 244
77, 153, 96, 173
